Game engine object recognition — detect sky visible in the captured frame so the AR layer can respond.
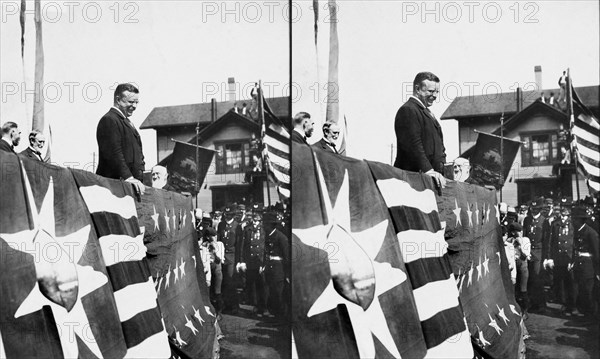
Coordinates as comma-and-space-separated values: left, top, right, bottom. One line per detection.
1, 0, 289, 169
293, 0, 600, 164
1, 1, 599, 169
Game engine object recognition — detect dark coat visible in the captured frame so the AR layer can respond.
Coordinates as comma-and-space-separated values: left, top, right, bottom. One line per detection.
573, 224, 599, 278
19, 147, 43, 162
549, 220, 574, 266
0, 139, 15, 153
393, 97, 446, 173
217, 219, 243, 264
241, 225, 265, 268
523, 213, 547, 260
291, 130, 308, 145
311, 138, 337, 154
96, 108, 145, 181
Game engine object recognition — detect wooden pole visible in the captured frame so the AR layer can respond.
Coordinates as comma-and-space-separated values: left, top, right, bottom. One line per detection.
566, 68, 581, 201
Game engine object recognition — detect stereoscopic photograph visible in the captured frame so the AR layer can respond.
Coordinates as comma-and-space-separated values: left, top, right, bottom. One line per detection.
1, 1, 599, 359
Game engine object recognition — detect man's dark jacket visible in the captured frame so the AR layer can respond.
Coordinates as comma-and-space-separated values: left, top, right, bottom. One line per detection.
19, 147, 43, 162
393, 97, 446, 173
0, 139, 15, 153
311, 138, 337, 154
96, 108, 145, 181
291, 130, 308, 145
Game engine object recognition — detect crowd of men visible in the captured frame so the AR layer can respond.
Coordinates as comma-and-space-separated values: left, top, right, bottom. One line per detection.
500, 196, 599, 319
195, 202, 290, 321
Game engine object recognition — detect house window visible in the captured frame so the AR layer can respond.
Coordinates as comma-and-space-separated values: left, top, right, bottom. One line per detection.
521, 132, 558, 166
215, 141, 250, 174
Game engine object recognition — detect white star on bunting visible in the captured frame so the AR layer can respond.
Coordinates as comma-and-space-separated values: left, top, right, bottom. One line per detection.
193, 305, 205, 326
173, 326, 187, 347
174, 259, 180, 283
172, 208, 177, 231
488, 313, 503, 335
453, 199, 462, 227
151, 205, 160, 231
474, 203, 480, 225
496, 251, 501, 266
466, 203, 473, 227
164, 209, 171, 232
467, 263, 474, 287
164, 264, 172, 289
497, 304, 510, 325
485, 203, 491, 223
184, 314, 199, 335
179, 257, 186, 278
205, 306, 215, 317
509, 304, 521, 317
476, 325, 491, 346
482, 254, 490, 275
4, 174, 107, 358
476, 256, 483, 280
192, 255, 197, 268
495, 205, 500, 224
292, 159, 406, 359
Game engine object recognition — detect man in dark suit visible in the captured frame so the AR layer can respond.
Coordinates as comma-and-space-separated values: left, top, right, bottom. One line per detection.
312, 121, 340, 154
217, 207, 243, 313
394, 71, 446, 188
19, 130, 46, 162
291, 112, 313, 145
96, 83, 145, 193
571, 205, 599, 316
1, 122, 21, 153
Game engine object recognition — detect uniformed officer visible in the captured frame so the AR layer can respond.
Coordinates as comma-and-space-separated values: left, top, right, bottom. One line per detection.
240, 213, 267, 316
217, 207, 242, 313
546, 207, 575, 314
570, 205, 600, 316
523, 197, 549, 312
262, 211, 289, 318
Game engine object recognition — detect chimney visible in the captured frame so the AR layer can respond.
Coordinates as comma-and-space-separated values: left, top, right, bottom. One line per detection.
211, 98, 217, 123
534, 65, 542, 90
516, 87, 523, 112
227, 77, 236, 102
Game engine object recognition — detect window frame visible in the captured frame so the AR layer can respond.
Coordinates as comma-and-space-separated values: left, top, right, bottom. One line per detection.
214, 139, 251, 175
519, 130, 558, 167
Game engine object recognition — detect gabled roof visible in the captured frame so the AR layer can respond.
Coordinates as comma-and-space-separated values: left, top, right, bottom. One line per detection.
140, 96, 289, 129
441, 85, 599, 120
460, 100, 568, 158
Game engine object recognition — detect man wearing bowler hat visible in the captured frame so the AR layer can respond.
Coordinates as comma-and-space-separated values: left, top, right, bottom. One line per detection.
523, 197, 549, 312
570, 205, 599, 316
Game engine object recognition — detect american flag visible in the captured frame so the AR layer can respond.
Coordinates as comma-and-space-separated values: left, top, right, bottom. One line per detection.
136, 187, 217, 358
570, 84, 600, 192
71, 170, 171, 357
259, 86, 290, 198
438, 181, 523, 358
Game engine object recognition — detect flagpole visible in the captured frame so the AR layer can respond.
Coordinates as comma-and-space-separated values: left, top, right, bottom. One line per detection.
566, 68, 580, 201
500, 112, 504, 203
195, 116, 201, 208
259, 81, 272, 207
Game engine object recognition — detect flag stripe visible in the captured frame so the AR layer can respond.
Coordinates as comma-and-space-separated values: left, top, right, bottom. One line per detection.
99, 233, 147, 266
121, 307, 167, 349
578, 147, 600, 169
389, 207, 441, 233
107, 260, 152, 292
113, 277, 160, 322
91, 213, 140, 237
575, 113, 600, 132
266, 125, 290, 143
421, 307, 468, 349
124, 323, 172, 358
425, 327, 473, 358
404, 257, 454, 289
412, 275, 461, 321
265, 139, 290, 159
267, 150, 290, 169
377, 178, 438, 213
80, 185, 137, 218
573, 125, 600, 147
397, 229, 448, 264
574, 132, 600, 153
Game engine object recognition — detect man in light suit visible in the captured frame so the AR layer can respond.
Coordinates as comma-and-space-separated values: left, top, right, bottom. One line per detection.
312, 121, 340, 154
20, 130, 46, 162
0, 122, 21, 153
394, 71, 446, 188
96, 83, 145, 194
291, 112, 313, 145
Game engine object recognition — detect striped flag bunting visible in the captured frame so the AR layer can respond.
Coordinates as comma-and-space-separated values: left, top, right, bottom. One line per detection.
570, 85, 600, 192
71, 170, 171, 358
293, 142, 429, 358
136, 187, 217, 358
437, 181, 523, 358
367, 161, 473, 358
0, 153, 128, 358
260, 89, 290, 198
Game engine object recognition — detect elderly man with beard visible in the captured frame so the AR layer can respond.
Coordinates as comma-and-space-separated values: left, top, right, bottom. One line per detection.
394, 72, 446, 188
19, 130, 46, 162
312, 121, 341, 154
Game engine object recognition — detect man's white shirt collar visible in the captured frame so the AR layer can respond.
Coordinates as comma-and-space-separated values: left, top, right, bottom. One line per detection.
293, 128, 305, 138
409, 95, 427, 109
112, 106, 127, 119
1, 137, 12, 147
